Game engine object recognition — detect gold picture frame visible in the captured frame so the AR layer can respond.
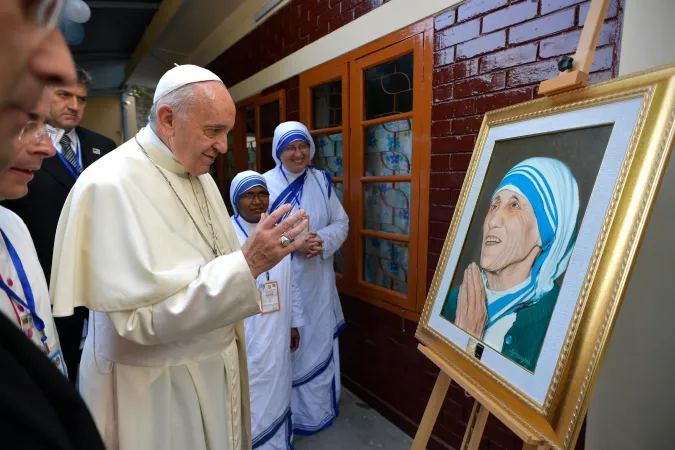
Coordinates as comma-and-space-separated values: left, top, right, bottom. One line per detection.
416, 63, 675, 450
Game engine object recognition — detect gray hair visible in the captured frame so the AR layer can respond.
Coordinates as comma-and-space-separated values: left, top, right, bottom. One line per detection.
149, 82, 213, 126
76, 65, 92, 86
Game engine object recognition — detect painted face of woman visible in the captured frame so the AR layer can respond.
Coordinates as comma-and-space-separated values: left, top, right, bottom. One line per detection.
480, 189, 542, 274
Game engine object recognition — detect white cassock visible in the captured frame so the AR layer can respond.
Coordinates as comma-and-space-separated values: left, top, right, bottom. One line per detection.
0, 206, 66, 376
50, 126, 261, 450
231, 215, 304, 449
264, 165, 348, 435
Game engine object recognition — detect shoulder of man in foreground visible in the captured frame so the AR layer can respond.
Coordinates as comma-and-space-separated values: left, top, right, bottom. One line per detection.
72, 137, 145, 190
76, 126, 118, 153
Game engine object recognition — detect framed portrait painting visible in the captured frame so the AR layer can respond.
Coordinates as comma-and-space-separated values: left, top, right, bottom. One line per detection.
416, 64, 675, 449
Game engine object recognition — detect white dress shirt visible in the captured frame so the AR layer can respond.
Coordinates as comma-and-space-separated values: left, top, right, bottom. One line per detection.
46, 125, 83, 168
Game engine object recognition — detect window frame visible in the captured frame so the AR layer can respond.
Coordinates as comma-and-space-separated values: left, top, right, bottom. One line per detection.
298, 19, 433, 321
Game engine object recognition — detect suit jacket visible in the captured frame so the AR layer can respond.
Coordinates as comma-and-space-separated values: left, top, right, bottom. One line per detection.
2, 126, 117, 282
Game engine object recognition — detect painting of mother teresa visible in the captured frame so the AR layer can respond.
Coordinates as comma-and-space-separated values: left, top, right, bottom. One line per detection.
439, 125, 611, 372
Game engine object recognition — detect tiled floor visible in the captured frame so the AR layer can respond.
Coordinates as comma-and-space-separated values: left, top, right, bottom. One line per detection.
294, 389, 414, 449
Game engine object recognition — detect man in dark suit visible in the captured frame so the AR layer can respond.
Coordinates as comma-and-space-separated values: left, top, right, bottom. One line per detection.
2, 65, 117, 384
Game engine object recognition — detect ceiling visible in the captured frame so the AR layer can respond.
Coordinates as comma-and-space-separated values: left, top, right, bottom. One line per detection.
69, 1, 163, 97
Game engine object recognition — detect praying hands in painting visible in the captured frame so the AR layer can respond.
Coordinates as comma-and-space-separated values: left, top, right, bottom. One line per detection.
455, 263, 487, 339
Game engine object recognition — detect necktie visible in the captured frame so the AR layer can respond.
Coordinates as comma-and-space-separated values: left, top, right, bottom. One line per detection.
59, 135, 79, 173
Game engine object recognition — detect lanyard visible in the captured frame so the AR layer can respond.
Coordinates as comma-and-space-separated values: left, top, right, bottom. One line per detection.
0, 229, 47, 343
234, 216, 270, 282
56, 141, 81, 179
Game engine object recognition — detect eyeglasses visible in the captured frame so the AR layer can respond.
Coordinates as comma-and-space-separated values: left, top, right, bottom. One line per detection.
282, 142, 310, 153
18, 121, 49, 144
33, 0, 65, 31
240, 192, 270, 202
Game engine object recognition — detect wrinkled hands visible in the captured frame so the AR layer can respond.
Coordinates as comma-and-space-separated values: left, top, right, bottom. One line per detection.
241, 204, 309, 279
454, 262, 487, 339
299, 232, 324, 259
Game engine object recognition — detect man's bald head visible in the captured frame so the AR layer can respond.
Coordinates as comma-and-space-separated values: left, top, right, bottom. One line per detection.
150, 80, 235, 176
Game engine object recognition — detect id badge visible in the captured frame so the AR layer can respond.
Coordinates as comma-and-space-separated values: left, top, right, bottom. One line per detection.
259, 281, 280, 314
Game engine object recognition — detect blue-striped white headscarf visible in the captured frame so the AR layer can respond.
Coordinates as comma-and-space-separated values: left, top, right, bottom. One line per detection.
484, 157, 579, 328
272, 121, 315, 167
229, 170, 268, 217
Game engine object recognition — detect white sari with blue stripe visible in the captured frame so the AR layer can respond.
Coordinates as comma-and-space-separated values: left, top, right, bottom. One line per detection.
263, 122, 349, 436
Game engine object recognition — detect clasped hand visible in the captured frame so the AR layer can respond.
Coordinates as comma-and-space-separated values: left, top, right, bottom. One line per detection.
454, 262, 487, 339
241, 204, 309, 278
298, 232, 324, 259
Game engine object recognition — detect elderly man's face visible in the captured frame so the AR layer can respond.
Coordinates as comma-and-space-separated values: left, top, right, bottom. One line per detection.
237, 185, 270, 223
50, 83, 88, 132
480, 189, 541, 274
0, 2, 76, 172
1, 89, 55, 200
161, 81, 235, 176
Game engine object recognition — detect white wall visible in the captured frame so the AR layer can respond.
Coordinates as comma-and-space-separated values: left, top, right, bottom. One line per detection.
586, 0, 675, 448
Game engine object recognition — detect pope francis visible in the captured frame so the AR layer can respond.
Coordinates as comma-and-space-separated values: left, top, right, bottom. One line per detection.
49, 65, 309, 450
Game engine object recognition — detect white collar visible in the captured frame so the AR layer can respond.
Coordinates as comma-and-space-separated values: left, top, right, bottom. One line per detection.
146, 126, 178, 161
45, 125, 79, 147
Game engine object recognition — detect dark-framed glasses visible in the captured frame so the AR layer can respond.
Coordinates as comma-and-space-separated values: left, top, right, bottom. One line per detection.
241, 192, 270, 202
19, 121, 49, 144
34, 0, 65, 31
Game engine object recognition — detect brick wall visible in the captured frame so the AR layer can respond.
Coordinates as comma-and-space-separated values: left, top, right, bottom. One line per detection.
208, 0, 623, 449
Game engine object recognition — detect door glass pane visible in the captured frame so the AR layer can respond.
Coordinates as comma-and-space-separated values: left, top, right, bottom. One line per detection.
314, 132, 343, 177
259, 100, 280, 139
313, 80, 342, 129
260, 141, 275, 174
333, 181, 344, 203
365, 119, 412, 176
364, 182, 410, 235
364, 237, 408, 294
364, 52, 414, 120
246, 105, 257, 170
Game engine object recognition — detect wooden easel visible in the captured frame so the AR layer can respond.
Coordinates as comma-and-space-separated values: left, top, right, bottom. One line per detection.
411, 0, 611, 448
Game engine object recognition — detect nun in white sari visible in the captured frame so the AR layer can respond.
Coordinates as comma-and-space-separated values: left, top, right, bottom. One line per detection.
229, 171, 304, 449
263, 122, 349, 436
442, 157, 579, 371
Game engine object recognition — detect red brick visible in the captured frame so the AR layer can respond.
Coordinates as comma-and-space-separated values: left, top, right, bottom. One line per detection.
482, 0, 538, 34
454, 72, 506, 98
298, 21, 312, 38
435, 19, 480, 51
433, 98, 475, 120
430, 205, 455, 222
451, 188, 462, 205
457, 0, 508, 22
433, 67, 454, 85
286, 87, 300, 112
431, 135, 476, 153
509, 9, 576, 44
433, 84, 453, 103
431, 120, 452, 137
507, 60, 558, 87
431, 154, 450, 171
451, 153, 473, 170
434, 47, 455, 67
429, 188, 452, 204
309, 21, 329, 42
539, 20, 618, 58
429, 221, 451, 238
435, 9, 456, 31
479, 43, 537, 72
431, 172, 466, 188
452, 59, 480, 79
428, 253, 440, 269
541, 0, 584, 14
428, 237, 446, 254
579, 0, 620, 23
452, 116, 484, 134
317, 5, 341, 27
588, 69, 613, 84
476, 86, 534, 113
456, 30, 506, 60
591, 45, 614, 72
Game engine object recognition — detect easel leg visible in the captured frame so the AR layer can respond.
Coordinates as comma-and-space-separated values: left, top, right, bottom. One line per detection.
461, 401, 490, 450
411, 371, 452, 450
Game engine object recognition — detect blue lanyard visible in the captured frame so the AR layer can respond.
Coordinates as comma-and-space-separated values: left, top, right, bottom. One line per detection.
0, 229, 47, 343
234, 216, 270, 282
55, 141, 81, 179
